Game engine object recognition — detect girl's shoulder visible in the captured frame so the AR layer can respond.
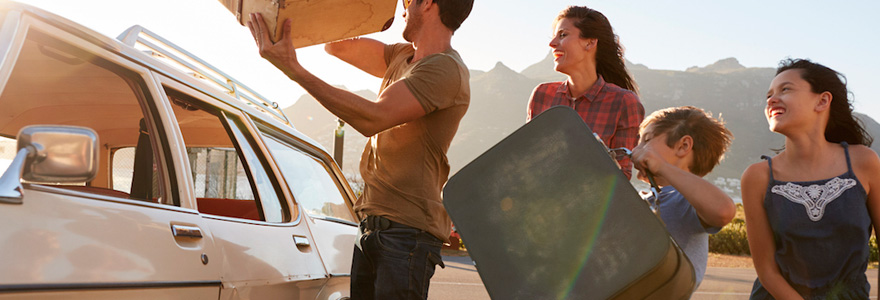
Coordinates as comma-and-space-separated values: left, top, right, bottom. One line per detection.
847, 144, 880, 172
740, 160, 771, 207
741, 159, 771, 186
845, 144, 880, 195
846, 144, 878, 158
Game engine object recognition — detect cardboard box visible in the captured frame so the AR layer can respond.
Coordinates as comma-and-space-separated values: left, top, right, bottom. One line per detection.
219, 0, 398, 48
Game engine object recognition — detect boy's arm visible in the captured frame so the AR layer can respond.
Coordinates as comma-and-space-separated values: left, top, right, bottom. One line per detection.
631, 142, 735, 228
650, 161, 735, 228
324, 37, 388, 78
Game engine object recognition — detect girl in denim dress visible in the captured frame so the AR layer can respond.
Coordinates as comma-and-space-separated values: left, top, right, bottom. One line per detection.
742, 59, 880, 299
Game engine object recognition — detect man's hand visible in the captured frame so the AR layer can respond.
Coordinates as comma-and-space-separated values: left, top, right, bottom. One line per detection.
247, 13, 302, 79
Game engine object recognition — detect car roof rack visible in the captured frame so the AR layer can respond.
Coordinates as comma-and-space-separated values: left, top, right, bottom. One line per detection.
117, 25, 290, 125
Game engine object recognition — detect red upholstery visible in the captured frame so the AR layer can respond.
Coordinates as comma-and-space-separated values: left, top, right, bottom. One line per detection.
197, 198, 261, 221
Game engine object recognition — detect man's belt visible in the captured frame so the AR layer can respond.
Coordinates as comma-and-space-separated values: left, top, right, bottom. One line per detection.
361, 215, 408, 231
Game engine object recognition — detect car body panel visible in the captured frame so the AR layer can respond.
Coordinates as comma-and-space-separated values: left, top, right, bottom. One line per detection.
0, 286, 219, 300
308, 218, 358, 276
0, 187, 221, 298
0, 2, 358, 299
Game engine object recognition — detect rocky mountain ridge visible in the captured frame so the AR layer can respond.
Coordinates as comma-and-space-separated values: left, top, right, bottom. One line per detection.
284, 55, 880, 199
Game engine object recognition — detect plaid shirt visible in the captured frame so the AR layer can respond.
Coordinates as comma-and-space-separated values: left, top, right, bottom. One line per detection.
527, 76, 644, 179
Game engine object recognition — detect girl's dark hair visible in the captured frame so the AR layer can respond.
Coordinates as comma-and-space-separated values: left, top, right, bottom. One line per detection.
777, 58, 872, 146
556, 6, 637, 94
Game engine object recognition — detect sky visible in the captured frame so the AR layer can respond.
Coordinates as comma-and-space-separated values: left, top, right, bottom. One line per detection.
10, 0, 880, 121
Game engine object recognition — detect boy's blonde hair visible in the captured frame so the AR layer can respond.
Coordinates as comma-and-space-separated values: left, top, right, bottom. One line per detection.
641, 106, 733, 176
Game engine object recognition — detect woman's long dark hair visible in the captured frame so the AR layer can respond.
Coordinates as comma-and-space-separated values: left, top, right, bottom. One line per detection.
777, 58, 872, 146
556, 6, 637, 94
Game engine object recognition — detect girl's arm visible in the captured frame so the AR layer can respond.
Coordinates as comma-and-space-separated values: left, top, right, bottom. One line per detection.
741, 162, 803, 299
850, 145, 880, 291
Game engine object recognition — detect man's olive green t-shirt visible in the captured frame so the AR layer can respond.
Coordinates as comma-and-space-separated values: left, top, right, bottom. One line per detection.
355, 43, 470, 242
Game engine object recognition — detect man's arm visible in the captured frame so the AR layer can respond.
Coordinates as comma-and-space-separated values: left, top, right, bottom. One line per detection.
325, 38, 388, 78
248, 14, 425, 136
295, 71, 426, 136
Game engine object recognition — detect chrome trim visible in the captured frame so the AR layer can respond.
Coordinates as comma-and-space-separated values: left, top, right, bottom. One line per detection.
293, 235, 310, 247
0, 281, 221, 293
171, 224, 203, 238
314, 216, 358, 227
25, 184, 201, 214
200, 213, 299, 227
0, 148, 30, 204
117, 25, 289, 125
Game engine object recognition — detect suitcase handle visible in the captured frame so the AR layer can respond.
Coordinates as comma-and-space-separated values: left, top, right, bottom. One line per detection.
594, 133, 663, 214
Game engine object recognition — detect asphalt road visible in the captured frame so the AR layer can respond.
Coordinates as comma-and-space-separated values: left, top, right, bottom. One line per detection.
429, 255, 880, 299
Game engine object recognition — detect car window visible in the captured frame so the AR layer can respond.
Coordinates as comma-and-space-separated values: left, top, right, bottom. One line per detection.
261, 133, 356, 224
0, 29, 169, 204
0, 138, 15, 172
166, 88, 287, 222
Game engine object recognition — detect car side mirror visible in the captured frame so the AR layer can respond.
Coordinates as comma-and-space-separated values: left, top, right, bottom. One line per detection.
0, 125, 99, 204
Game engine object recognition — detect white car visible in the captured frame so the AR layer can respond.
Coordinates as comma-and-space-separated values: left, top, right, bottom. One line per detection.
0, 2, 358, 299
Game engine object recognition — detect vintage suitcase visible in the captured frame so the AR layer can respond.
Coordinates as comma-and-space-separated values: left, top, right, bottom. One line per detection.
443, 106, 695, 299
218, 0, 397, 48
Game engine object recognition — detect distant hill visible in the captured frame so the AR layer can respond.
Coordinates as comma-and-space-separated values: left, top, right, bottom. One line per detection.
284, 56, 880, 200
283, 87, 375, 175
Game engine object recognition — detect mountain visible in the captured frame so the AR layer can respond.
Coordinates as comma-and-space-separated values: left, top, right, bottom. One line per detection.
685, 57, 746, 74
283, 87, 375, 175
447, 62, 543, 172
283, 57, 880, 200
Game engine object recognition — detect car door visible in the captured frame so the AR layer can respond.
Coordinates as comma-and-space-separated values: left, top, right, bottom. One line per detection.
256, 124, 359, 299
0, 11, 220, 299
155, 78, 329, 299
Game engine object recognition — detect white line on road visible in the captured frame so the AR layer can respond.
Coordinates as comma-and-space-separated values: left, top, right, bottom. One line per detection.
431, 282, 484, 286
692, 292, 750, 295
693, 292, 876, 299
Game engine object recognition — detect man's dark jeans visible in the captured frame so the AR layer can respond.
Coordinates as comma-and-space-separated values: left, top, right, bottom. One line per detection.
350, 223, 444, 300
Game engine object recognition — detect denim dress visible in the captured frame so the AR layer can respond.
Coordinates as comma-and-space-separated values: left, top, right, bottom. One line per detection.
750, 143, 871, 300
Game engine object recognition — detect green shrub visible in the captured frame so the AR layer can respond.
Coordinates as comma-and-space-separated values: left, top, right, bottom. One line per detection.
708, 218, 750, 255
707, 216, 879, 263
871, 234, 878, 263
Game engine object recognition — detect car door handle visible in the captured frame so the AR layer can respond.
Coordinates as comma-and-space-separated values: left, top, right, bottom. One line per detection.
171, 224, 203, 238
293, 235, 310, 247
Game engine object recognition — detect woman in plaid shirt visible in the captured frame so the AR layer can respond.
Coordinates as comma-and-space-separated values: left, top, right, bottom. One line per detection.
527, 6, 644, 179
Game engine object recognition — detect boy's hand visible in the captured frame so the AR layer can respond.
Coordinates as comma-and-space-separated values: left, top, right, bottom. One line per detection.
631, 142, 666, 177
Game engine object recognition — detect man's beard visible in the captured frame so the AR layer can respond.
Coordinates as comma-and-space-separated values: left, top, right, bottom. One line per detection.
402, 10, 422, 43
